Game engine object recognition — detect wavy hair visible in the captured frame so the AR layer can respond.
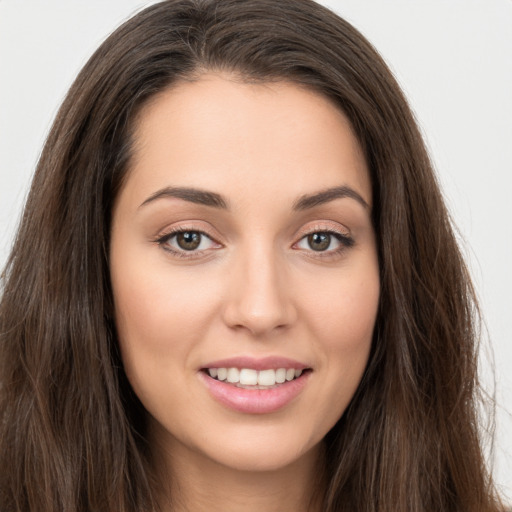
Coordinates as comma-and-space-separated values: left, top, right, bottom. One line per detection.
0, 0, 504, 511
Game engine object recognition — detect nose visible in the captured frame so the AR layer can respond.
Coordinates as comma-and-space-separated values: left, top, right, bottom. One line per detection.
222, 245, 297, 337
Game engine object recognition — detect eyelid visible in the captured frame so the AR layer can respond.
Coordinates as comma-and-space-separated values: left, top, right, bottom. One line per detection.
153, 222, 223, 258
152, 220, 219, 241
292, 221, 355, 256
294, 221, 352, 241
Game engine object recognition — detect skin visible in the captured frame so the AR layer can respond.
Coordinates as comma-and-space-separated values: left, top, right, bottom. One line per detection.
110, 73, 380, 512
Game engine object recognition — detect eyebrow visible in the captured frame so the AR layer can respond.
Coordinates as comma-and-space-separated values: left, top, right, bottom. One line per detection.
293, 185, 370, 211
139, 184, 369, 212
139, 187, 229, 210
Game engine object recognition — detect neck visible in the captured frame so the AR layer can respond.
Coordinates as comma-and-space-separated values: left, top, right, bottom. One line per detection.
152, 435, 326, 512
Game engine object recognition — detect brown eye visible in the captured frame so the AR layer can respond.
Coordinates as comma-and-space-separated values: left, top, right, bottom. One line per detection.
176, 231, 202, 251
307, 232, 331, 251
158, 229, 220, 256
294, 229, 354, 255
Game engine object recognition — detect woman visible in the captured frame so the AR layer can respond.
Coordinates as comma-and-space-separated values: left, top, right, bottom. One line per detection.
0, 0, 505, 511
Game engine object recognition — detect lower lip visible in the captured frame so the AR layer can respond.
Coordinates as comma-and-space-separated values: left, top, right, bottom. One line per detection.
198, 371, 310, 414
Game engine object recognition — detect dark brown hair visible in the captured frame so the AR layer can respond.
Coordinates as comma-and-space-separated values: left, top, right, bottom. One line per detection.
0, 1, 504, 511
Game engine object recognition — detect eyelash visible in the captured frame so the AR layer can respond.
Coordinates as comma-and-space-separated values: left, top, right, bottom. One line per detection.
154, 226, 354, 260
155, 227, 219, 259
294, 229, 354, 259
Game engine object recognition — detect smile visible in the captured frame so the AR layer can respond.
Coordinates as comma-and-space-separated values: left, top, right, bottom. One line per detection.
199, 365, 311, 414
205, 367, 304, 388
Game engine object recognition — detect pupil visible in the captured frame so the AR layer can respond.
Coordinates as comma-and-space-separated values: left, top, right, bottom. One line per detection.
308, 232, 330, 251
177, 232, 201, 250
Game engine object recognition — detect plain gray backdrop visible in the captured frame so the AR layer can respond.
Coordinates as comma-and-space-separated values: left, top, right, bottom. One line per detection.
1, 0, 511, 502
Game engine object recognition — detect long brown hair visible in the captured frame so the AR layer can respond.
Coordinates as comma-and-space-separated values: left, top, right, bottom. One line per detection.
0, 1, 504, 511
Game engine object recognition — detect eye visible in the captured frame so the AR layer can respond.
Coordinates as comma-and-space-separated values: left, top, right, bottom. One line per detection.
294, 231, 353, 253
157, 229, 220, 254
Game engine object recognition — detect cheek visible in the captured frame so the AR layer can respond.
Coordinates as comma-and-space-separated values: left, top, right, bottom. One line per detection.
111, 252, 218, 347
300, 261, 379, 409
110, 261, 215, 414
110, 249, 231, 407
304, 265, 380, 347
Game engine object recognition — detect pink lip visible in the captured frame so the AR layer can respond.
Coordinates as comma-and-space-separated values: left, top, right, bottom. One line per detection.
198, 370, 310, 414
201, 356, 309, 371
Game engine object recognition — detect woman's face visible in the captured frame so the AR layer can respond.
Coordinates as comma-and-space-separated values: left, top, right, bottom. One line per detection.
110, 74, 380, 473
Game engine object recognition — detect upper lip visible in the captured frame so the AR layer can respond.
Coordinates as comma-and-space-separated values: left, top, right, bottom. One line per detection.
201, 356, 310, 371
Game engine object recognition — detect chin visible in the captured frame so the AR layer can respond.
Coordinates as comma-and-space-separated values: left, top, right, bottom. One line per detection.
187, 423, 324, 474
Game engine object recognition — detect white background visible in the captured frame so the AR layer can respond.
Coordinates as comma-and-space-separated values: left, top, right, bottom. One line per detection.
1, 0, 511, 502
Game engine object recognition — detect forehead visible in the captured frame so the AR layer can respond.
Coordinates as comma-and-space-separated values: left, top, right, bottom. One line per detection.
124, 73, 371, 209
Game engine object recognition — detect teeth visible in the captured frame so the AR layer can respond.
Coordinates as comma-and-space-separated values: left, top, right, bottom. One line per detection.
226, 368, 240, 383
258, 369, 276, 386
275, 368, 286, 384
239, 369, 258, 385
206, 367, 306, 386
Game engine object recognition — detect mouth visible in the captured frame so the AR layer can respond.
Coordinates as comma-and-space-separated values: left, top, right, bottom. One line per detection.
199, 356, 312, 413
201, 367, 310, 389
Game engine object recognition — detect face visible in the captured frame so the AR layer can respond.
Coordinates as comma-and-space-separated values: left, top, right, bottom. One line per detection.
110, 74, 380, 474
